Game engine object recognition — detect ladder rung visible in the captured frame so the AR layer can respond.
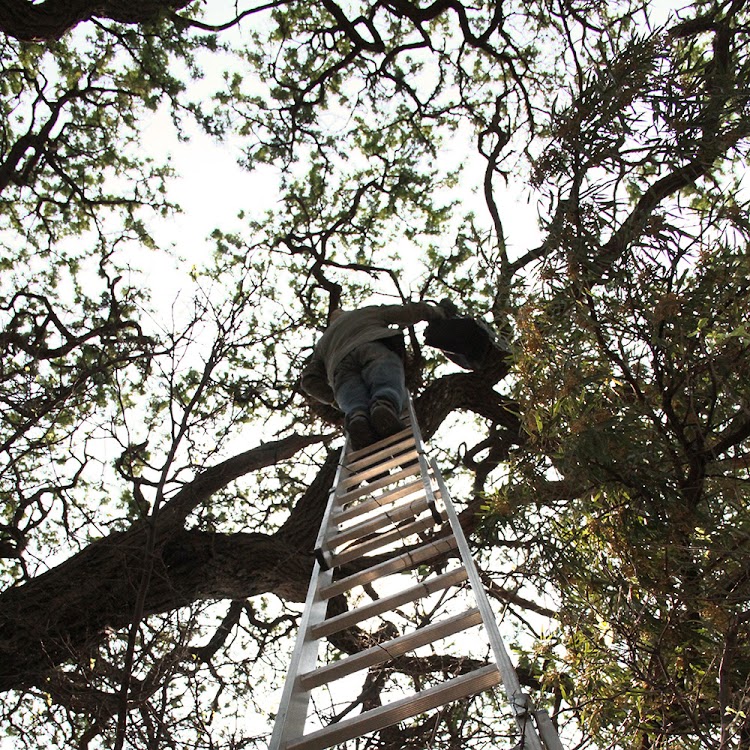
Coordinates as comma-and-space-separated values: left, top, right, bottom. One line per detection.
331, 495, 433, 548
341, 449, 419, 489
286, 664, 502, 750
311, 566, 469, 639
345, 426, 412, 463
334, 479, 426, 525
346, 435, 416, 474
299, 608, 483, 690
319, 535, 458, 599
330, 511, 447, 568
337, 464, 421, 505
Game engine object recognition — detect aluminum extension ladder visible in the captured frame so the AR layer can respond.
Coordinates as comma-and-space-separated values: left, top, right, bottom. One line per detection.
269, 399, 563, 750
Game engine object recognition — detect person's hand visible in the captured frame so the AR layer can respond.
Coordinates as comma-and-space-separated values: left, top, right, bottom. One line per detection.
437, 298, 459, 318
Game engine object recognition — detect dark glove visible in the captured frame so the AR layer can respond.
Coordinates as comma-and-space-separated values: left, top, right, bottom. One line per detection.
438, 298, 460, 318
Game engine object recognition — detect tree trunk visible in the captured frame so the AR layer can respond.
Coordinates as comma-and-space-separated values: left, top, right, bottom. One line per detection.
0, 525, 313, 692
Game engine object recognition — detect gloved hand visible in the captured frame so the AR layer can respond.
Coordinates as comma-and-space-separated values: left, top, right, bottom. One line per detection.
437, 298, 460, 318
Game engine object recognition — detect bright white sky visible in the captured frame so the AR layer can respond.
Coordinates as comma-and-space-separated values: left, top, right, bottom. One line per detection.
134, 0, 686, 303
138, 108, 544, 297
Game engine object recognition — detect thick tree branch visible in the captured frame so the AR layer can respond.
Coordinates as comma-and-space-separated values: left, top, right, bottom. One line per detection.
159, 432, 333, 526
0, 528, 313, 693
0, 432, 331, 693
706, 412, 750, 459
416, 369, 518, 440
0, 0, 190, 41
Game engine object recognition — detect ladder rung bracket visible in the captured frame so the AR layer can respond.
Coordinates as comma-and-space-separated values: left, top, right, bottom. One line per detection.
286, 664, 502, 750
299, 607, 483, 690
427, 498, 443, 524
341, 449, 419, 489
346, 436, 416, 475
330, 510, 447, 568
310, 566, 469, 639
334, 479, 428, 525
313, 548, 330, 572
319, 535, 458, 599
337, 464, 421, 505
331, 495, 434, 548
345, 427, 412, 463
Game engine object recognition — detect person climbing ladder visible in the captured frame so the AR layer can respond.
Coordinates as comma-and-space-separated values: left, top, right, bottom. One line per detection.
300, 301, 447, 450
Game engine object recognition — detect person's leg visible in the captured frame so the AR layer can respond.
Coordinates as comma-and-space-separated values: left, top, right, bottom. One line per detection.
362, 345, 407, 411
358, 341, 408, 437
333, 365, 369, 416
333, 351, 377, 450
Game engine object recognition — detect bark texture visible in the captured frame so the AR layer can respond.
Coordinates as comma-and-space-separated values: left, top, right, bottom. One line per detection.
0, 528, 314, 692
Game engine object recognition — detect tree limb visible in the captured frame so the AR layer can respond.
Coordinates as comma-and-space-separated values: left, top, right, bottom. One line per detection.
0, 0, 190, 41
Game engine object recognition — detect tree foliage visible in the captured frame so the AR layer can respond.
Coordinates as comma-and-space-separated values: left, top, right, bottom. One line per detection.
1, 0, 750, 748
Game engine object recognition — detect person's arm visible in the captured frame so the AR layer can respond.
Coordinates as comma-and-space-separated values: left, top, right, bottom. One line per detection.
379, 301, 447, 326
300, 354, 335, 405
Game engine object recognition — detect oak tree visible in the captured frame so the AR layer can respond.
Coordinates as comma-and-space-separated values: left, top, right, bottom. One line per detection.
1, 1, 749, 749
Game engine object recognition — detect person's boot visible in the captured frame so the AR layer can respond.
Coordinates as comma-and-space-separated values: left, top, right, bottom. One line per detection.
370, 399, 406, 438
345, 411, 377, 451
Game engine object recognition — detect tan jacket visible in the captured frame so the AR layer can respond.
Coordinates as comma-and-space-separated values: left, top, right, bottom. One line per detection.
301, 302, 444, 404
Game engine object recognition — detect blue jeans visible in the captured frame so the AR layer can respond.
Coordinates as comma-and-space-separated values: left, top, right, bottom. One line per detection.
333, 341, 407, 417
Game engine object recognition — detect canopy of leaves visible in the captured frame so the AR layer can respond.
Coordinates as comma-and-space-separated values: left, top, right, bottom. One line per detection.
1, 1, 750, 749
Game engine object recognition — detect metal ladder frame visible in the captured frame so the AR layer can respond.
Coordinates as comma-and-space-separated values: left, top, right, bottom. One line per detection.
268, 398, 563, 750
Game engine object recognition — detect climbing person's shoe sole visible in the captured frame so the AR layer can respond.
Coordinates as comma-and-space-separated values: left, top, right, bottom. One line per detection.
346, 412, 377, 451
370, 399, 406, 438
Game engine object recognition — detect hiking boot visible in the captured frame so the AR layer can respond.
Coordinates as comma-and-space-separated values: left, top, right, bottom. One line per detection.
345, 412, 377, 451
370, 399, 406, 438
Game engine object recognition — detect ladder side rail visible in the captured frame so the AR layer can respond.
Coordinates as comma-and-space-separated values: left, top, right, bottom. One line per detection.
315, 440, 353, 552
429, 456, 547, 750
405, 397, 441, 511
536, 709, 566, 750
268, 438, 351, 750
